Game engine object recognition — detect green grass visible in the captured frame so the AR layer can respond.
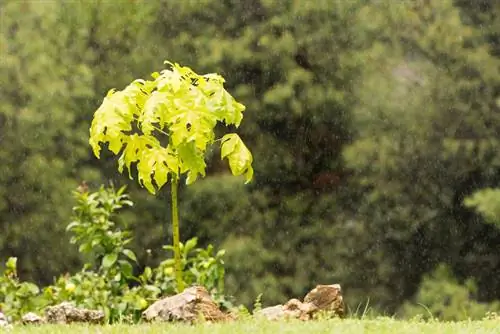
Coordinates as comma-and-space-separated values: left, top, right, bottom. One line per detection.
7, 318, 500, 334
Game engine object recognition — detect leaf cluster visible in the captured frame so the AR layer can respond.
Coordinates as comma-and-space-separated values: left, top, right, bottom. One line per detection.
89, 62, 253, 194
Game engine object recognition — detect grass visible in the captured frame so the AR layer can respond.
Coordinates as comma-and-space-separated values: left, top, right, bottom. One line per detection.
6, 318, 500, 334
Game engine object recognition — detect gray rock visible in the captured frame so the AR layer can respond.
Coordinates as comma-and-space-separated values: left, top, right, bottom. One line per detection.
142, 285, 231, 323
256, 305, 285, 320
257, 283, 345, 321
0, 311, 12, 329
22, 312, 45, 325
45, 302, 104, 324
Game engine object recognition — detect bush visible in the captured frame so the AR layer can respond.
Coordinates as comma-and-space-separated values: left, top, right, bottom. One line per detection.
0, 257, 45, 321
399, 264, 500, 321
0, 185, 227, 323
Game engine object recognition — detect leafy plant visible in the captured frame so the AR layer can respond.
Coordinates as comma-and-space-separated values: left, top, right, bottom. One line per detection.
54, 185, 150, 322
66, 185, 137, 277
140, 237, 229, 308
0, 257, 44, 321
252, 293, 263, 313
89, 61, 254, 291
157, 238, 225, 294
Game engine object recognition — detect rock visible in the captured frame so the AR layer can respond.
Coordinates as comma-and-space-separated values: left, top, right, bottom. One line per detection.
257, 305, 285, 321
258, 283, 345, 321
0, 311, 12, 329
142, 285, 231, 323
22, 312, 46, 325
283, 298, 318, 320
258, 299, 317, 321
45, 302, 105, 324
303, 284, 345, 318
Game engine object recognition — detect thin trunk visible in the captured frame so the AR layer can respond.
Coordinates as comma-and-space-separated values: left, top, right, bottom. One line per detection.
171, 175, 184, 291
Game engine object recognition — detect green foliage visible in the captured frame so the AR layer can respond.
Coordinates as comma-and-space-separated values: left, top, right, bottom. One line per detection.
464, 188, 500, 228
252, 293, 263, 313
0, 257, 44, 321
0, 185, 227, 324
66, 185, 137, 271
149, 238, 228, 307
400, 264, 500, 321
161, 238, 225, 294
89, 61, 253, 193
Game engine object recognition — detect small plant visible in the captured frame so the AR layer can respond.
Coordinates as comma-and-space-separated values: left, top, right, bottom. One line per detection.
89, 61, 254, 291
253, 293, 263, 314
157, 238, 226, 296
0, 257, 44, 321
66, 184, 137, 279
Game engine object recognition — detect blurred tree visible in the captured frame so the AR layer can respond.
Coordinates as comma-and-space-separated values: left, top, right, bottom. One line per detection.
454, 0, 500, 56
399, 264, 500, 320
0, 0, 161, 283
0, 0, 96, 282
149, 0, 375, 306
344, 0, 500, 310
464, 188, 500, 229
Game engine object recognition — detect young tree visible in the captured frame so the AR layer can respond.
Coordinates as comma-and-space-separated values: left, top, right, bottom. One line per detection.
89, 61, 253, 291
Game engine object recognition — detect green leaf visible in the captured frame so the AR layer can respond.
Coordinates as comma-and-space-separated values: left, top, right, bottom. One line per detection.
142, 267, 152, 282
144, 285, 161, 295
117, 134, 149, 177
6, 257, 17, 271
23, 282, 40, 295
119, 260, 134, 278
65, 221, 80, 231
184, 237, 198, 256
101, 253, 118, 269
136, 146, 174, 194
217, 90, 245, 127
221, 133, 254, 183
122, 249, 138, 263
140, 90, 171, 135
177, 142, 207, 185
89, 87, 139, 158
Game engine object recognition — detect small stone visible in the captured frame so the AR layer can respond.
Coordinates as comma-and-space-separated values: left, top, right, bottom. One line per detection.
0, 311, 12, 329
45, 302, 105, 324
256, 283, 345, 321
284, 298, 317, 320
22, 312, 46, 325
142, 285, 230, 323
257, 305, 285, 321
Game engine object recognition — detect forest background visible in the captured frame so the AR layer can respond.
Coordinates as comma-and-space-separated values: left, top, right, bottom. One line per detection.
1, 0, 500, 319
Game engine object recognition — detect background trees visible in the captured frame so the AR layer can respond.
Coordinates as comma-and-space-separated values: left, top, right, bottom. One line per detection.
1, 0, 499, 316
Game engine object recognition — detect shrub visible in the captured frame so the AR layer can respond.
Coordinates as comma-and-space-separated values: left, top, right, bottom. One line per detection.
399, 264, 500, 321
0, 257, 45, 321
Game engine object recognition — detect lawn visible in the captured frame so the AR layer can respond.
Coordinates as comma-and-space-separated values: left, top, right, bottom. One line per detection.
7, 318, 500, 334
